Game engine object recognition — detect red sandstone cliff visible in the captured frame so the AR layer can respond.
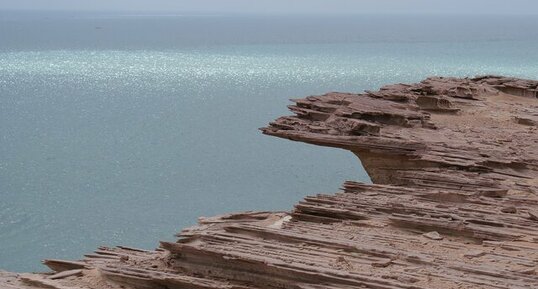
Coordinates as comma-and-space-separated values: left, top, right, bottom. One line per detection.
2, 76, 538, 289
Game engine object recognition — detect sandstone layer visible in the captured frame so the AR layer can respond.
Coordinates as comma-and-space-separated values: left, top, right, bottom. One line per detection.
2, 76, 538, 289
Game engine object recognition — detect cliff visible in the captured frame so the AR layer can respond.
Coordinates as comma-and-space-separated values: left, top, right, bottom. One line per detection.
2, 76, 538, 289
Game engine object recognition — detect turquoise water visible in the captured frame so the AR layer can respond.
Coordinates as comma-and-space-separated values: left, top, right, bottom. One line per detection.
1, 13, 538, 272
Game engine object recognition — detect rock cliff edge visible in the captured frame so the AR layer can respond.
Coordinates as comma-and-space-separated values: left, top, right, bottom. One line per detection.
3, 76, 538, 289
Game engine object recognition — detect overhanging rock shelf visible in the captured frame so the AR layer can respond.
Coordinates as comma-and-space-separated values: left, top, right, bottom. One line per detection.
3, 76, 538, 289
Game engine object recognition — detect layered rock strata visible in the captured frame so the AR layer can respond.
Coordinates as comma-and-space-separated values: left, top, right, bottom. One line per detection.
2, 76, 538, 289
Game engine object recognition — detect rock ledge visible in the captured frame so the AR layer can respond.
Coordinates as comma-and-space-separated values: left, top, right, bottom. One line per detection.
3, 76, 538, 288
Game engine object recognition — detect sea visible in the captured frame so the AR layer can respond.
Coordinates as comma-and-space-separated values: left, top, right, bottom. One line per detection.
1, 11, 537, 272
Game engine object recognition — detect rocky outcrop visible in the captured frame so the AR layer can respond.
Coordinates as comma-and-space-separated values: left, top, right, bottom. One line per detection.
265, 76, 538, 189
2, 76, 538, 289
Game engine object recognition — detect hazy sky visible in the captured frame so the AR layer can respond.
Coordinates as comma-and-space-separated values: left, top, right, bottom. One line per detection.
1, 0, 538, 14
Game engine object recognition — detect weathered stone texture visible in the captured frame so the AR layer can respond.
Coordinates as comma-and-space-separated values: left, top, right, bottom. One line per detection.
3, 76, 538, 289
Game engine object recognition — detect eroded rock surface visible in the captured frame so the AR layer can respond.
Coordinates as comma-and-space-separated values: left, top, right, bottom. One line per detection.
3, 76, 538, 289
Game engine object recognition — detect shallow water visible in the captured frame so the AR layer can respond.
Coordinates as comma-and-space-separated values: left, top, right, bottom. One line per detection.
1, 12, 538, 272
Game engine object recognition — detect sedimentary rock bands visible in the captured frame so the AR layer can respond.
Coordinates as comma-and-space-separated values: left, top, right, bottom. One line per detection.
3, 76, 538, 288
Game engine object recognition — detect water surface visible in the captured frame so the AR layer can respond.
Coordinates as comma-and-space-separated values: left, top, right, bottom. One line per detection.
1, 12, 538, 272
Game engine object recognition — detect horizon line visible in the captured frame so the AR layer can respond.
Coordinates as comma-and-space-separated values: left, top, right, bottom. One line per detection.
2, 9, 538, 16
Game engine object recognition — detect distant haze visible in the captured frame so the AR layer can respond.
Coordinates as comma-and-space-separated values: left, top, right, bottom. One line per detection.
1, 0, 538, 14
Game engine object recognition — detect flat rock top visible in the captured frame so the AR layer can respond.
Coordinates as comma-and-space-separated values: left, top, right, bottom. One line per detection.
3, 76, 538, 289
